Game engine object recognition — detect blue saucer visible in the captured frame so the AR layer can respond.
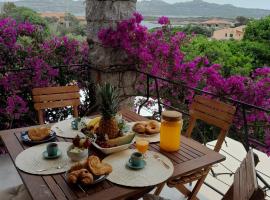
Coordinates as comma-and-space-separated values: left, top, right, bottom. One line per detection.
126, 160, 146, 170
42, 149, 62, 159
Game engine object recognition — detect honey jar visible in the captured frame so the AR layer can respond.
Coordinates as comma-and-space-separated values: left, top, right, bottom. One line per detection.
160, 111, 183, 152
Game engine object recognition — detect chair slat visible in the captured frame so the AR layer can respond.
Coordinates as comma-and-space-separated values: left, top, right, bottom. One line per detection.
32, 85, 79, 95
233, 168, 240, 200
246, 150, 258, 199
194, 96, 236, 114
33, 93, 80, 103
224, 150, 264, 200
239, 161, 247, 200
34, 99, 80, 110
32, 86, 81, 124
190, 110, 230, 130
232, 150, 261, 200
191, 101, 235, 124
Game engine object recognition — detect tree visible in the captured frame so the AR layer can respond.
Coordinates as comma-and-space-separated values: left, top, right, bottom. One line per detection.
171, 25, 213, 37
55, 13, 86, 37
0, 3, 49, 36
182, 36, 254, 76
244, 16, 270, 44
235, 16, 250, 26
1, 2, 16, 15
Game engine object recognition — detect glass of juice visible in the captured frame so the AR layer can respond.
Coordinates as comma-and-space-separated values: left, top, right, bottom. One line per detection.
136, 139, 149, 157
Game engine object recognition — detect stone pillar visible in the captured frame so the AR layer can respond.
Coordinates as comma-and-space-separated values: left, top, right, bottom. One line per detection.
86, 0, 137, 109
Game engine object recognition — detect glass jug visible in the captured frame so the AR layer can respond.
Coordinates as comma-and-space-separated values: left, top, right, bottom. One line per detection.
160, 111, 183, 152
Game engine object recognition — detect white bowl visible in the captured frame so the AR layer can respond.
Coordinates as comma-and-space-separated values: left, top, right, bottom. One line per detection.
67, 145, 88, 162
92, 140, 134, 155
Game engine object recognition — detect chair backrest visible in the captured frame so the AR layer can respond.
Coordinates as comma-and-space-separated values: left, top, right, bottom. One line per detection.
223, 149, 265, 200
185, 95, 236, 152
32, 85, 80, 124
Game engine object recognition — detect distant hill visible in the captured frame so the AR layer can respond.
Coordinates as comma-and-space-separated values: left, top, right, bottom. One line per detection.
1, 0, 270, 18
137, 0, 270, 18
0, 0, 85, 15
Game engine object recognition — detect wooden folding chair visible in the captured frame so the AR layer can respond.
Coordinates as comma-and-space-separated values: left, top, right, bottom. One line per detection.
32, 85, 80, 124
151, 150, 264, 200
155, 95, 236, 199
222, 149, 265, 200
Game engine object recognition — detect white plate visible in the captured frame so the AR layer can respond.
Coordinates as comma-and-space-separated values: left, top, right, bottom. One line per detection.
51, 118, 91, 139
129, 122, 161, 143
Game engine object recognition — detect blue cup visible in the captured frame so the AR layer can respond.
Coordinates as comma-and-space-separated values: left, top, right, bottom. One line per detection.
71, 118, 81, 130
47, 143, 58, 157
129, 152, 143, 167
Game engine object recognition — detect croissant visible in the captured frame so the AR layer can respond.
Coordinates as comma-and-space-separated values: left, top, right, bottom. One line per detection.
80, 169, 94, 185
67, 169, 84, 184
87, 156, 112, 176
132, 122, 147, 133
68, 160, 88, 172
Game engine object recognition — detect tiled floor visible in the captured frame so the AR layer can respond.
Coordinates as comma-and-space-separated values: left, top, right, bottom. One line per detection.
0, 154, 22, 190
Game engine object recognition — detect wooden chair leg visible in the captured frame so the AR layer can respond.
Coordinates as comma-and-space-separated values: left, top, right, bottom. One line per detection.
37, 110, 44, 124
154, 182, 165, 196
188, 173, 208, 200
74, 106, 79, 118
175, 184, 191, 197
175, 184, 199, 200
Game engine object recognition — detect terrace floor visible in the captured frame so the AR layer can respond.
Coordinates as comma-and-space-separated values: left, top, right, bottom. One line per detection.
0, 137, 269, 200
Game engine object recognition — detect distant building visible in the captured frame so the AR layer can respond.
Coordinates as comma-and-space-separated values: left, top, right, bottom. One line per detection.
212, 25, 246, 40
201, 18, 232, 29
39, 12, 86, 25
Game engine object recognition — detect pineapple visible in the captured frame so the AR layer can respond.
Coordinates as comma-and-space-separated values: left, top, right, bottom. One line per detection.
97, 83, 120, 139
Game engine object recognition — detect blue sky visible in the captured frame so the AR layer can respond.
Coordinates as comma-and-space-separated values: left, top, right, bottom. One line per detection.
141, 0, 270, 9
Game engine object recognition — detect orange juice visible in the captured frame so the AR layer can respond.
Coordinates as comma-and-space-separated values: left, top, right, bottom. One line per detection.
136, 139, 149, 154
160, 111, 183, 151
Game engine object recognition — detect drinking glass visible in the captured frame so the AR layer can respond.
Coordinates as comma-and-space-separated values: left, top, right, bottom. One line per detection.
136, 139, 149, 157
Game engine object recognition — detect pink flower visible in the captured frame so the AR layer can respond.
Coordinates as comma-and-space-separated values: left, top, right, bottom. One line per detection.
133, 12, 143, 23
158, 16, 170, 25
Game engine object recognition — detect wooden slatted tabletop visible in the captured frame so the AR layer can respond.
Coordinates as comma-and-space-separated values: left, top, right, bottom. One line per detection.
0, 109, 225, 200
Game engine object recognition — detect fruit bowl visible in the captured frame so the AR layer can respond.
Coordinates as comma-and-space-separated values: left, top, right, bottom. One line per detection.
92, 140, 133, 155
92, 132, 135, 155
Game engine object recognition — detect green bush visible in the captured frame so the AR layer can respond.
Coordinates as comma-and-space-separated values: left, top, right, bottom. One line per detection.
244, 16, 270, 44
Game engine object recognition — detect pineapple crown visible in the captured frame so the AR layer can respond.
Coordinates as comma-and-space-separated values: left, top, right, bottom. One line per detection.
97, 83, 120, 119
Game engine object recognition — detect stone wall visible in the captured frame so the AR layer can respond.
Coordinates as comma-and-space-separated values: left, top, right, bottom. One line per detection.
86, 0, 138, 108
86, 0, 136, 67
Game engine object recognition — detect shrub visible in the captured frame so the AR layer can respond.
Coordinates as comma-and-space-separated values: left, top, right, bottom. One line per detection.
0, 18, 89, 129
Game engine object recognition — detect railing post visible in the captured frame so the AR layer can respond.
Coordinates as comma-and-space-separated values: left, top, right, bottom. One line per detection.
154, 78, 162, 116
242, 104, 250, 152
138, 74, 150, 115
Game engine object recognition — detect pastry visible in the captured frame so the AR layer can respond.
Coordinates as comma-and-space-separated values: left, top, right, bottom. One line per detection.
28, 127, 50, 141
145, 120, 160, 135
68, 159, 88, 172
80, 169, 94, 185
132, 120, 160, 135
67, 155, 112, 185
132, 122, 147, 133
67, 169, 85, 184
87, 156, 112, 176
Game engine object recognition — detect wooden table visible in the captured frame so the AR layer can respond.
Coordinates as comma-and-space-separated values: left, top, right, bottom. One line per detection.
0, 109, 225, 200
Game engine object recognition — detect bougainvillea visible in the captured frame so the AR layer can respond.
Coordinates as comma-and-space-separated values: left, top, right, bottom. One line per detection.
99, 13, 270, 155
0, 18, 89, 129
